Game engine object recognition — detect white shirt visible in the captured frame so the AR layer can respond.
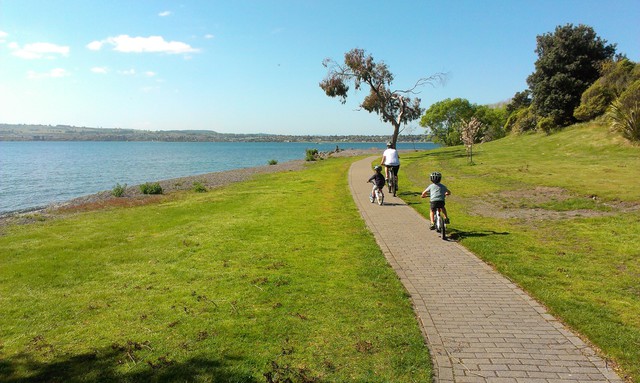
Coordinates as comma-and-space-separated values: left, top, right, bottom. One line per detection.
382, 148, 400, 166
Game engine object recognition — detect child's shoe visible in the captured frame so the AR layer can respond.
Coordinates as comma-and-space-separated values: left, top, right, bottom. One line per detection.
369, 194, 374, 203
444, 217, 450, 224
429, 223, 435, 230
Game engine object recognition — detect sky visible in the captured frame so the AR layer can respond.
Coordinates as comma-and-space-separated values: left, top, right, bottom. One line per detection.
0, 0, 638, 136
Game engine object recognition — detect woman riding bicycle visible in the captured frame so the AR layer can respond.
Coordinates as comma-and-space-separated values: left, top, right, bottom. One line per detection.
380, 142, 400, 187
421, 171, 451, 230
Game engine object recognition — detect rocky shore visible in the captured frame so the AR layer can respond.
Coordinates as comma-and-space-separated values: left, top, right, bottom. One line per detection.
0, 148, 380, 228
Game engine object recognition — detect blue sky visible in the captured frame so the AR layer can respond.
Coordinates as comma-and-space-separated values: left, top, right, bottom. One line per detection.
0, 0, 638, 136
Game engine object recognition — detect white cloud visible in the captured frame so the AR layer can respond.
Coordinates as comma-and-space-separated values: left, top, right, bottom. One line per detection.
204, 34, 215, 39
144, 71, 157, 77
0, 30, 8, 43
86, 40, 103, 51
118, 68, 136, 76
91, 67, 108, 74
11, 42, 70, 59
87, 35, 199, 54
27, 68, 69, 79
159, 11, 171, 17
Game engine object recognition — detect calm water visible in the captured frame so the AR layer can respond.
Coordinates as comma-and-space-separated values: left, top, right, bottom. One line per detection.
0, 141, 438, 214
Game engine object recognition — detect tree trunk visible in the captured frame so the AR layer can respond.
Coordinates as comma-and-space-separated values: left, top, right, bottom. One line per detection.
391, 121, 400, 147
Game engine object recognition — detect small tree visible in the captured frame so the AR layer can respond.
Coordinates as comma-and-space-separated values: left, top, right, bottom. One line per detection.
320, 48, 444, 146
461, 117, 483, 164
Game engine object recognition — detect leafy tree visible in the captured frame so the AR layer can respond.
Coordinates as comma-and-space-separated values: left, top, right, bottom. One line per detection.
320, 48, 444, 146
506, 90, 532, 115
419, 98, 506, 146
420, 98, 475, 146
474, 104, 507, 142
527, 24, 616, 128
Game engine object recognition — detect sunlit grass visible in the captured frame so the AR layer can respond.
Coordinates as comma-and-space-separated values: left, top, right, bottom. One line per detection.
401, 121, 640, 382
0, 157, 431, 382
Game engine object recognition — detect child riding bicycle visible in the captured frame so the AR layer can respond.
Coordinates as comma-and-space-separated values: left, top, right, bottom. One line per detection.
421, 171, 451, 230
367, 165, 386, 201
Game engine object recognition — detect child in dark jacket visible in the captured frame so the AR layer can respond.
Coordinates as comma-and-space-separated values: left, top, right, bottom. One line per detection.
367, 165, 386, 201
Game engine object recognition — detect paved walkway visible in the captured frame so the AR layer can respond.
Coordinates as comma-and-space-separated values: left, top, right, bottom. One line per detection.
349, 157, 623, 383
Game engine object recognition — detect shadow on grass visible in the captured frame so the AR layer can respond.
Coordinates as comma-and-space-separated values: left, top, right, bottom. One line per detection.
448, 230, 510, 241
0, 348, 258, 383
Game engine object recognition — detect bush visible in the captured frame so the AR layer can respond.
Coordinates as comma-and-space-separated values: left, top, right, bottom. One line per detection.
537, 116, 558, 134
305, 149, 319, 161
506, 106, 538, 134
574, 59, 639, 121
574, 86, 616, 121
111, 183, 127, 197
193, 181, 207, 193
267, 159, 278, 165
140, 182, 163, 195
607, 80, 640, 142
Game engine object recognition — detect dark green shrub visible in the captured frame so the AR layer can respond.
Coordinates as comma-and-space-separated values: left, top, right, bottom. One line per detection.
140, 182, 163, 195
267, 159, 278, 165
111, 183, 127, 197
193, 181, 207, 193
305, 149, 319, 161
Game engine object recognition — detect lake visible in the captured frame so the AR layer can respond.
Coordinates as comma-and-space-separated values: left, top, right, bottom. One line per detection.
0, 141, 438, 214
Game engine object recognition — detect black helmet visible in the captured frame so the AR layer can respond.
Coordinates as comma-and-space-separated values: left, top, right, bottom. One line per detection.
430, 172, 442, 183
374, 165, 382, 172
386, 141, 393, 147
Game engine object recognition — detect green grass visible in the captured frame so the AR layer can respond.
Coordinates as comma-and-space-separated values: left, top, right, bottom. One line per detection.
400, 121, 640, 382
0, 157, 431, 382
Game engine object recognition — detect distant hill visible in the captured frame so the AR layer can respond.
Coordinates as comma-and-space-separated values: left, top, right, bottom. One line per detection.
0, 124, 430, 143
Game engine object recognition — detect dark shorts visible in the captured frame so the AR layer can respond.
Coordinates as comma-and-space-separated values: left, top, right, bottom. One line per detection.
430, 200, 445, 212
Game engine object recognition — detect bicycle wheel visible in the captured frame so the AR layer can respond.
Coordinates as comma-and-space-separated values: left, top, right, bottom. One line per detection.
393, 174, 398, 196
377, 189, 384, 205
439, 213, 446, 240
387, 173, 393, 193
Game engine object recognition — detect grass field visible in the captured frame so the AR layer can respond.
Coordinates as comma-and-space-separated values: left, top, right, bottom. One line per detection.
0, 157, 432, 382
399, 121, 640, 382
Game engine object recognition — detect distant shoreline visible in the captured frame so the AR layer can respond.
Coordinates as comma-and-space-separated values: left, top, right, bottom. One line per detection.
0, 123, 433, 143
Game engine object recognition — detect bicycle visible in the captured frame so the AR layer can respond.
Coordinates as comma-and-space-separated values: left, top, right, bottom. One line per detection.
386, 166, 398, 197
434, 207, 447, 240
369, 181, 384, 205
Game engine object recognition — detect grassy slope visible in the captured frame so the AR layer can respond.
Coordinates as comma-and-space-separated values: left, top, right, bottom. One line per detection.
0, 157, 431, 382
400, 121, 640, 382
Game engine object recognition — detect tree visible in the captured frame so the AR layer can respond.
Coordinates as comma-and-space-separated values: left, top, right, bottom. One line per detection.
461, 117, 483, 164
320, 48, 444, 146
419, 98, 475, 146
527, 24, 616, 128
506, 90, 532, 115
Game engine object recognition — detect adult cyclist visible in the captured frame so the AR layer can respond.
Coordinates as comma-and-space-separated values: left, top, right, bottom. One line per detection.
380, 141, 400, 188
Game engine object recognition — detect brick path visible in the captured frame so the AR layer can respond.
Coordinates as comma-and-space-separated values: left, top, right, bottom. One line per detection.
349, 157, 623, 383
